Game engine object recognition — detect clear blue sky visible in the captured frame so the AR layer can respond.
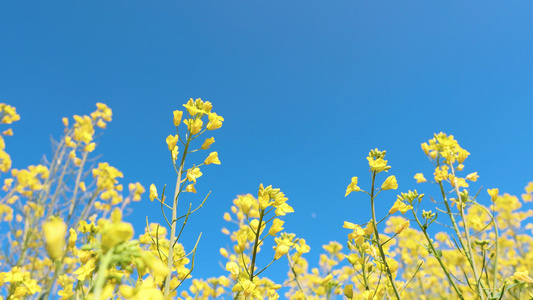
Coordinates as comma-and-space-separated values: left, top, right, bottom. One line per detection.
1, 1, 532, 287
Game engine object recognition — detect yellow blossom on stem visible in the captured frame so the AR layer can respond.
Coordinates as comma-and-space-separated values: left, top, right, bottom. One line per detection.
186, 184, 196, 193
201, 137, 215, 149
269, 219, 284, 236
381, 175, 398, 190
414, 173, 427, 183
367, 157, 389, 173
183, 118, 203, 135
173, 110, 183, 126
434, 165, 449, 182
487, 188, 498, 200
204, 152, 221, 165
186, 167, 202, 183
345, 177, 361, 196
394, 220, 410, 235
466, 172, 479, 182
166, 135, 179, 151
206, 112, 224, 130
226, 261, 239, 277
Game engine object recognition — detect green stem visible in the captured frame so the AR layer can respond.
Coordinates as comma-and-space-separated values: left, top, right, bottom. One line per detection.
370, 172, 402, 300
249, 209, 265, 280
164, 136, 191, 296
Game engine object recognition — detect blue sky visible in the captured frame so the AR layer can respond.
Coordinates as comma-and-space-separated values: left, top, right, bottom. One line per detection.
1, 1, 533, 287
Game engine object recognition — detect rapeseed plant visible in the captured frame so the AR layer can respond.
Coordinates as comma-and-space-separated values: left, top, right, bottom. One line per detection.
0, 101, 531, 300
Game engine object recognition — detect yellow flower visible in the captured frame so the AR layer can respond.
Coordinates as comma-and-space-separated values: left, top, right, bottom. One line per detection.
434, 165, 449, 182
68, 228, 77, 249
466, 172, 479, 182
74, 259, 96, 280
321, 274, 333, 285
381, 175, 398, 190
275, 203, 294, 216
226, 261, 239, 277
173, 110, 183, 126
367, 157, 389, 173
43, 218, 67, 259
414, 173, 427, 183
204, 152, 221, 165
84, 142, 96, 152
186, 167, 203, 183
101, 221, 134, 252
512, 271, 533, 283
487, 188, 498, 200
394, 220, 410, 234
206, 112, 224, 130
165, 135, 179, 151
201, 137, 215, 149
142, 252, 170, 278
183, 118, 203, 135
274, 244, 290, 260
268, 219, 284, 236
344, 284, 354, 298
62, 117, 69, 127
185, 184, 196, 193
149, 184, 158, 201
345, 177, 361, 196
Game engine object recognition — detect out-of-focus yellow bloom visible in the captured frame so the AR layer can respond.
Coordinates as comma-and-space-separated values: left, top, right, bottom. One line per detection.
101, 221, 134, 252
62, 117, 69, 127
220, 247, 229, 258
204, 152, 221, 165
487, 188, 499, 200
0, 104, 21, 124
395, 220, 410, 235
321, 273, 333, 285
226, 261, 239, 277
344, 284, 353, 298
142, 252, 169, 277
381, 175, 398, 190
2, 128, 13, 136
84, 142, 96, 152
149, 184, 158, 201
414, 173, 427, 183
201, 137, 215, 149
345, 177, 360, 196
43, 218, 67, 259
512, 271, 533, 283
68, 228, 77, 249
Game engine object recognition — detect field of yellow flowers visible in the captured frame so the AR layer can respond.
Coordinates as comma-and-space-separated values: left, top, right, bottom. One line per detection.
0, 99, 532, 300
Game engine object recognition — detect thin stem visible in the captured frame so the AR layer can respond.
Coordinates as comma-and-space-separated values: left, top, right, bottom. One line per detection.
164, 136, 191, 296
369, 171, 402, 300
249, 208, 265, 280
